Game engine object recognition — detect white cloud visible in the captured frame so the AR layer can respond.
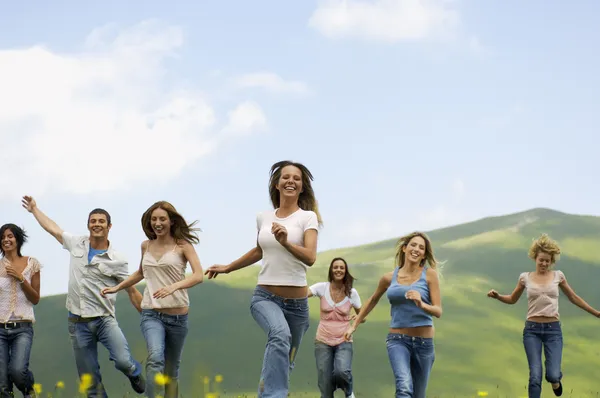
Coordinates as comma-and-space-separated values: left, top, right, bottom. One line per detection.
308, 0, 460, 43
232, 72, 311, 95
0, 20, 266, 199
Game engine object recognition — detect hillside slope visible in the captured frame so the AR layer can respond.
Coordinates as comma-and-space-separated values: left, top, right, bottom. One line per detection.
28, 208, 600, 397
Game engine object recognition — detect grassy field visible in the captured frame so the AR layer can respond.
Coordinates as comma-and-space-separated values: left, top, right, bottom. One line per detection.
26, 208, 600, 397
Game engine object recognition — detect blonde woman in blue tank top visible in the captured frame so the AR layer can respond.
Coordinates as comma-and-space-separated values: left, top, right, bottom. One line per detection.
344, 232, 442, 398
102, 201, 204, 398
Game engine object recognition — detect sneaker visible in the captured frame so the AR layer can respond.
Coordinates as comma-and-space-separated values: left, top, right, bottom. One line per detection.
553, 381, 562, 396
347, 393, 356, 398
129, 373, 146, 394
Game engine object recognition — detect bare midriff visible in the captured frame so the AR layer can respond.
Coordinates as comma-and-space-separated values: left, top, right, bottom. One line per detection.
259, 285, 308, 299
389, 325, 435, 338
154, 306, 189, 316
527, 315, 559, 323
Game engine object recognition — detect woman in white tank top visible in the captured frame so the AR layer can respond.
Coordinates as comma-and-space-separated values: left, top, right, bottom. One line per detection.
102, 201, 204, 398
205, 160, 322, 398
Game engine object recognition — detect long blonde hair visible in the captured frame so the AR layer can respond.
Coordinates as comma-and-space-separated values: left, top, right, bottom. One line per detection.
394, 231, 439, 269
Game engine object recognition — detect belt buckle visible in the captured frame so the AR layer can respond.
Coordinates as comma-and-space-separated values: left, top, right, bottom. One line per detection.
4, 322, 17, 329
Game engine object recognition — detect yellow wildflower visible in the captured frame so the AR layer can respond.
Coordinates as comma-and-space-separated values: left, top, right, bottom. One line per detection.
33, 383, 42, 394
79, 373, 93, 393
55, 381, 65, 388
215, 374, 223, 383
477, 392, 489, 397
154, 373, 170, 386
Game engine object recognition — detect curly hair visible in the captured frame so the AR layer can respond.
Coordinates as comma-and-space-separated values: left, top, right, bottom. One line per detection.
528, 233, 561, 263
395, 231, 439, 269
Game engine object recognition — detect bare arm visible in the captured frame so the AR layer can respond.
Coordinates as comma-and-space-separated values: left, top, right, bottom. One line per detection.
560, 276, 600, 317
22, 196, 64, 244
348, 273, 393, 334
280, 229, 318, 266
488, 278, 525, 305
226, 245, 263, 273
101, 242, 146, 296
170, 241, 204, 290
125, 286, 143, 313
20, 271, 41, 305
420, 268, 442, 318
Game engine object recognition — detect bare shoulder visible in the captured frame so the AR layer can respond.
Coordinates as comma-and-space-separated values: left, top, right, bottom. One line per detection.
141, 240, 150, 250
426, 267, 439, 278
380, 271, 394, 286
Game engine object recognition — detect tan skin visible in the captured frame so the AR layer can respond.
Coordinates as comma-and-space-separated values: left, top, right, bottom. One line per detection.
1, 229, 41, 308
487, 250, 600, 390
205, 165, 319, 299
101, 207, 204, 315
307, 259, 363, 321
21, 195, 144, 311
344, 236, 442, 340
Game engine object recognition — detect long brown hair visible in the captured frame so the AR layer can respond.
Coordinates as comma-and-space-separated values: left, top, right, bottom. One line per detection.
141, 201, 200, 245
327, 257, 355, 297
268, 160, 323, 226
395, 231, 438, 269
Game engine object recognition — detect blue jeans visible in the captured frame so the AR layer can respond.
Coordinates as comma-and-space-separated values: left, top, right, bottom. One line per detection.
314, 341, 353, 398
68, 312, 142, 398
250, 286, 310, 398
523, 321, 563, 398
0, 322, 35, 397
140, 309, 188, 398
386, 333, 435, 398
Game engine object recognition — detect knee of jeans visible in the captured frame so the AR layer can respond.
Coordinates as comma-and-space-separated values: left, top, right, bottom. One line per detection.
7, 364, 28, 384
545, 370, 561, 383
267, 324, 292, 345
333, 368, 351, 382
528, 369, 542, 384
146, 349, 165, 368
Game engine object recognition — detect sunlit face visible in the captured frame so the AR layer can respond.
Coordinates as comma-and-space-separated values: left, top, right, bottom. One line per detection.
535, 251, 553, 271
402, 236, 426, 265
88, 214, 111, 238
276, 165, 303, 200
1, 229, 17, 253
151, 208, 172, 237
331, 259, 347, 282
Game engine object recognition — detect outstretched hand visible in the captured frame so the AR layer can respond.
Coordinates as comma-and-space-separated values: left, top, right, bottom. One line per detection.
204, 265, 229, 279
487, 289, 499, 299
101, 286, 119, 297
21, 196, 36, 213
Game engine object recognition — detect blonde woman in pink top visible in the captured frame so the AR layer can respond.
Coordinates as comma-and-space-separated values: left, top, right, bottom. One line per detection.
487, 234, 600, 398
102, 201, 204, 398
308, 257, 362, 398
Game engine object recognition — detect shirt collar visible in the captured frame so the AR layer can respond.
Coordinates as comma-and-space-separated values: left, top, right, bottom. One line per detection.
83, 237, 116, 260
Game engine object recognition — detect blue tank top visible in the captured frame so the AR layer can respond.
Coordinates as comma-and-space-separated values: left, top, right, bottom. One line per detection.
386, 266, 433, 328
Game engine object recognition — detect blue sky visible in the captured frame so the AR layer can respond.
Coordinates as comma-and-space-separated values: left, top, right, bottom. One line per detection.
1, 0, 599, 296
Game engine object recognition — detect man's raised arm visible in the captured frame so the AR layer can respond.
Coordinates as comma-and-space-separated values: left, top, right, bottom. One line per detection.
22, 196, 64, 245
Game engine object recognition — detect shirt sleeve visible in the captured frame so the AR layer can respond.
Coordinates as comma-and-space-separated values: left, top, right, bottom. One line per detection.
309, 282, 327, 297
303, 211, 319, 232
29, 257, 42, 273
350, 288, 362, 308
61, 232, 80, 253
556, 270, 566, 283
518, 272, 528, 287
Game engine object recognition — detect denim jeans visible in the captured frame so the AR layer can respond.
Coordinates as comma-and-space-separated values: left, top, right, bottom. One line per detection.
140, 309, 188, 398
314, 341, 353, 398
523, 321, 563, 398
68, 312, 142, 398
250, 286, 310, 398
0, 322, 35, 397
386, 333, 435, 398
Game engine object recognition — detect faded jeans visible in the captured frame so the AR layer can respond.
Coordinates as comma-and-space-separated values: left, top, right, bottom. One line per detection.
0, 322, 35, 397
250, 286, 310, 398
68, 312, 142, 398
386, 333, 435, 398
523, 321, 563, 398
314, 341, 353, 398
140, 309, 188, 398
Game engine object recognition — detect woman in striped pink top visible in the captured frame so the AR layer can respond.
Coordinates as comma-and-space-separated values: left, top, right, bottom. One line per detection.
308, 257, 363, 398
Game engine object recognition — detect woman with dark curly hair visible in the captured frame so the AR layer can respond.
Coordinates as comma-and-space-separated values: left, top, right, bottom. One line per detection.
487, 233, 600, 398
102, 201, 203, 398
0, 223, 41, 397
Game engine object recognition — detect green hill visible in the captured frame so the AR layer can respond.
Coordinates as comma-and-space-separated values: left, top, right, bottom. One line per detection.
28, 208, 600, 397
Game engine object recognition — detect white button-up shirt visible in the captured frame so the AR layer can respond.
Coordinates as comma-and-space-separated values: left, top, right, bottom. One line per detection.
62, 232, 129, 317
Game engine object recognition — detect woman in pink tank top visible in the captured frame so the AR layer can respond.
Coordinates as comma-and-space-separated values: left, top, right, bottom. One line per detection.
102, 201, 204, 398
487, 234, 600, 398
308, 257, 362, 398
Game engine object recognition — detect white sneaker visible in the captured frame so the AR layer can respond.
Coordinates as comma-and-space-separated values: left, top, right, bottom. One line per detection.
347, 393, 356, 398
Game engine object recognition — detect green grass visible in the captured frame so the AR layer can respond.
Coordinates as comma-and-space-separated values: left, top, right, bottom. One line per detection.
26, 207, 600, 397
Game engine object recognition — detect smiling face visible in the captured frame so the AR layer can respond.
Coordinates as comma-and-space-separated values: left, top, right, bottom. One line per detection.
151, 207, 172, 238
330, 259, 347, 282
402, 236, 427, 266
1, 228, 17, 254
87, 213, 111, 239
535, 251, 553, 272
276, 165, 303, 201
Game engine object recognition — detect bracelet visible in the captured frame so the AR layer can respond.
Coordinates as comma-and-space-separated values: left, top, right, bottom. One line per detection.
18, 277, 24, 284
